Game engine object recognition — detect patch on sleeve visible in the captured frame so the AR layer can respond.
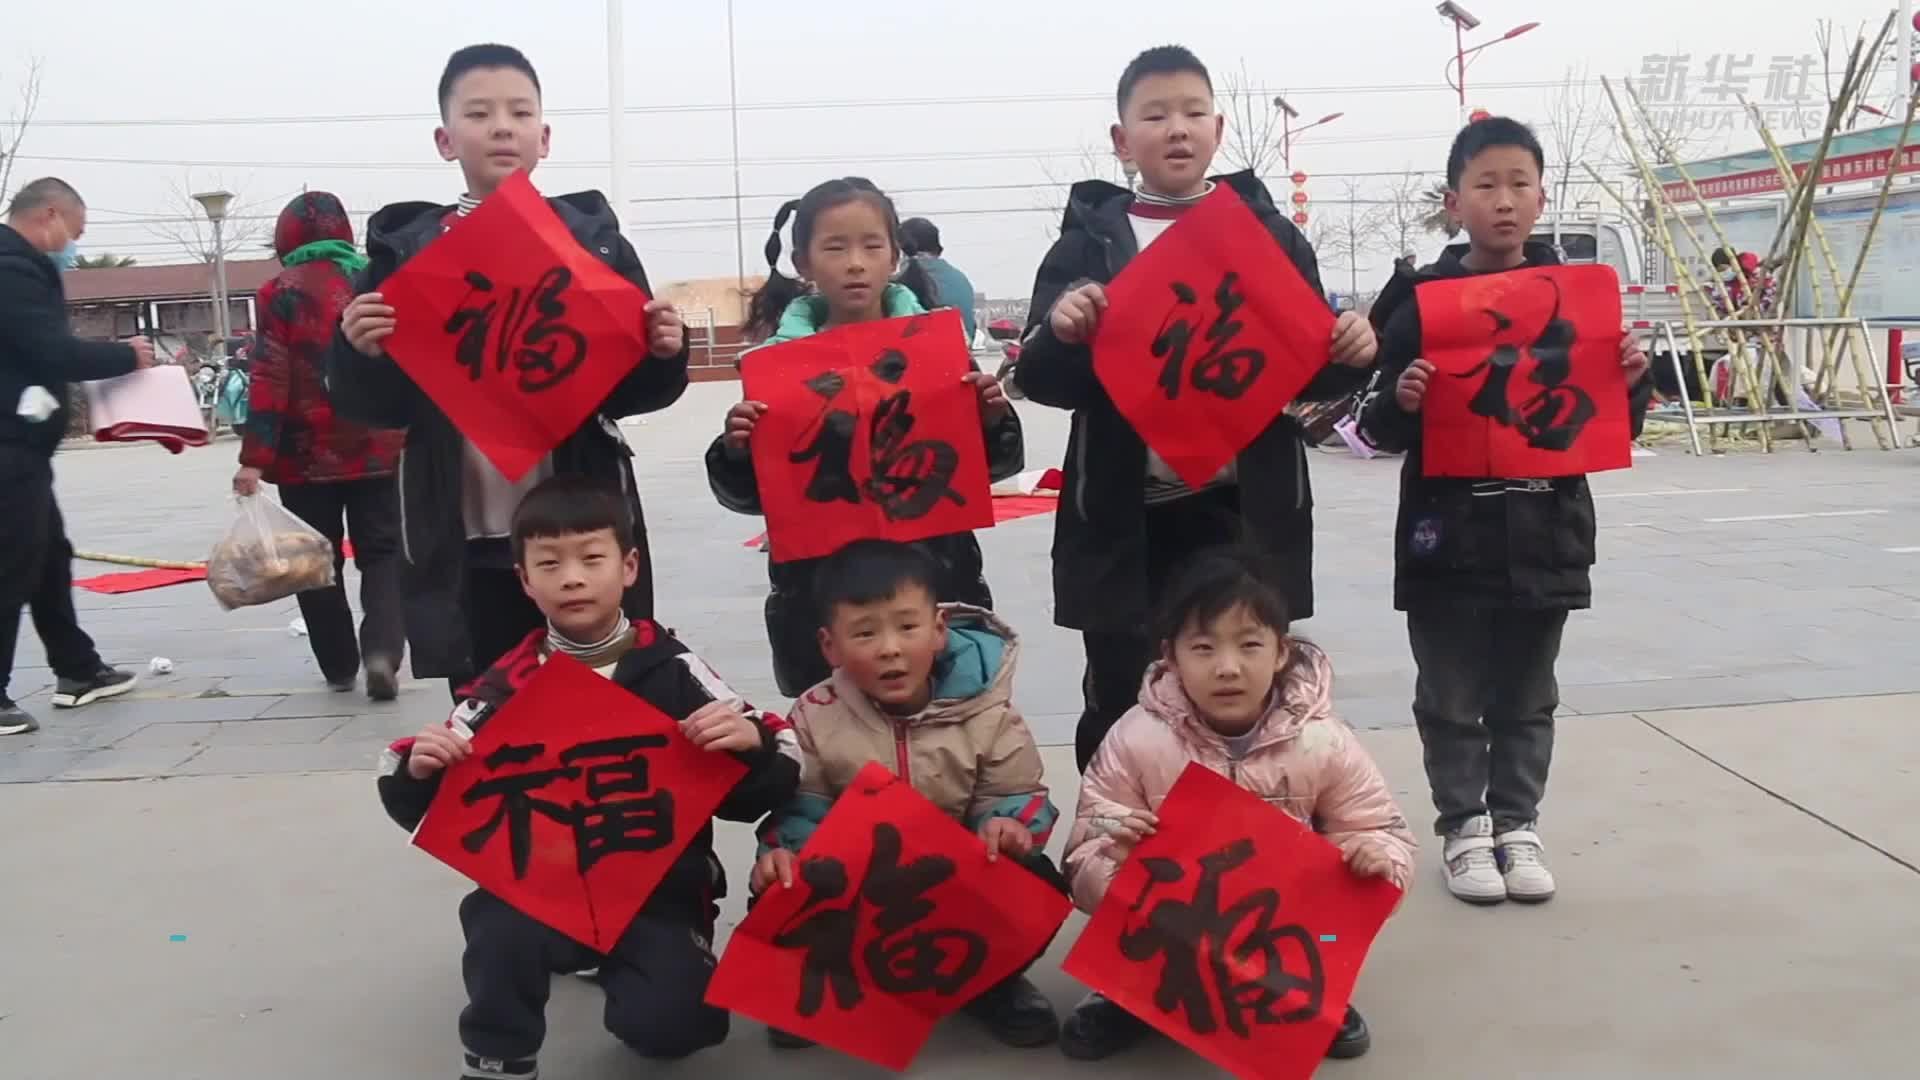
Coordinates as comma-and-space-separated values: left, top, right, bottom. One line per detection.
678, 653, 745, 708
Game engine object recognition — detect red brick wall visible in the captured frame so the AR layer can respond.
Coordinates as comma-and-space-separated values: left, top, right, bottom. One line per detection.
689, 324, 747, 382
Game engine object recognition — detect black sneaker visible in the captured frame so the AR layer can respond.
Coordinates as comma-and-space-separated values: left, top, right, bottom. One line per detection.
1325, 1004, 1371, 1059
0, 697, 40, 736
1059, 991, 1150, 1061
767, 1026, 816, 1049
460, 1050, 537, 1079
962, 973, 1059, 1047
50, 666, 136, 709
365, 654, 399, 702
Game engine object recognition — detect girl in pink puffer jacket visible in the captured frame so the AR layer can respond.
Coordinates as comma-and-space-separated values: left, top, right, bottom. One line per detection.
1058, 550, 1416, 1065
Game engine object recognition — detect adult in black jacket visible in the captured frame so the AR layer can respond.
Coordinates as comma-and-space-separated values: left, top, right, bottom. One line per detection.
0, 178, 153, 734
1013, 170, 1372, 770
326, 191, 689, 690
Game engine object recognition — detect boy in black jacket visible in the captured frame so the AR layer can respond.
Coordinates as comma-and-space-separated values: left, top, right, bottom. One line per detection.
328, 44, 690, 696
377, 474, 799, 1080
1012, 45, 1378, 772
1359, 117, 1651, 907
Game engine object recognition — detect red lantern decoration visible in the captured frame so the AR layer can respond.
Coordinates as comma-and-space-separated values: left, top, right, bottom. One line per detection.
1293, 211, 1310, 225
1469, 108, 1492, 123
1291, 191, 1310, 205
1290, 171, 1309, 185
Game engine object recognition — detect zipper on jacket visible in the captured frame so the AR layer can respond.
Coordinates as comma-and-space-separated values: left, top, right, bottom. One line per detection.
1294, 438, 1308, 510
396, 448, 413, 564
892, 720, 912, 784
1071, 418, 1091, 521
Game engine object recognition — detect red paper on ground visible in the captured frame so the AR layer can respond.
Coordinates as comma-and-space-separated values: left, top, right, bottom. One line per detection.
706, 762, 1071, 1071
1416, 263, 1631, 478
74, 566, 207, 594
1093, 187, 1336, 489
379, 170, 652, 482
741, 311, 993, 563
1063, 764, 1400, 1080
411, 654, 745, 952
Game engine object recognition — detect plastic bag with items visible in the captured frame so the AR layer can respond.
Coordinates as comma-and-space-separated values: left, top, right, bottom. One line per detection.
206, 494, 336, 611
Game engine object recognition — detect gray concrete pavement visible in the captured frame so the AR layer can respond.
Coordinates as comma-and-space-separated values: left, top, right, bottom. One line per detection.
2, 383, 1918, 1076
4, 699, 1918, 1079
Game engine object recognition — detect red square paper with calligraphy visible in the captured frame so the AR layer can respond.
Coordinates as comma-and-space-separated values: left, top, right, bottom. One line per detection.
411, 654, 745, 952
742, 310, 993, 563
1092, 187, 1336, 490
1063, 764, 1400, 1080
706, 762, 1071, 1071
379, 170, 652, 482
1416, 264, 1632, 479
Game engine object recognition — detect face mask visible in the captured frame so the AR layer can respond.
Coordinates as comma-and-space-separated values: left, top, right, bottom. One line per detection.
53, 241, 79, 272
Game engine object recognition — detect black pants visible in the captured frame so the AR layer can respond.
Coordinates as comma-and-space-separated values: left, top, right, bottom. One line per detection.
1073, 488, 1242, 772
1006, 850, 1070, 978
1406, 605, 1568, 836
454, 562, 545, 699
0, 450, 101, 699
459, 889, 729, 1062
277, 478, 404, 686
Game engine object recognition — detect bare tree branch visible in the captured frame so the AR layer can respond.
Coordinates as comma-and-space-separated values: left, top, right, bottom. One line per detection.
145, 174, 269, 264
1369, 169, 1437, 259
1544, 64, 1618, 224
0, 57, 45, 206
1218, 62, 1285, 177
1033, 144, 1128, 240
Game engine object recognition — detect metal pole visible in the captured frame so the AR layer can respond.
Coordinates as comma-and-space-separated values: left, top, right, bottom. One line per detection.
211, 218, 230, 346
1282, 111, 1292, 172
1902, 0, 1914, 111
727, 0, 746, 292
1456, 20, 1467, 126
606, 0, 627, 217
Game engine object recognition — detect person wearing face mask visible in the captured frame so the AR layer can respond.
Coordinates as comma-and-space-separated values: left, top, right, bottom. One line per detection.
0, 177, 156, 734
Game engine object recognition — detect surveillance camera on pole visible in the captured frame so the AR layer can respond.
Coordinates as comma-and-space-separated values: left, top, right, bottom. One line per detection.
1435, 2, 1480, 30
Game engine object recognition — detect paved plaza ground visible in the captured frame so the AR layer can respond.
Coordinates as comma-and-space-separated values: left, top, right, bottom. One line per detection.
2, 383, 1917, 1078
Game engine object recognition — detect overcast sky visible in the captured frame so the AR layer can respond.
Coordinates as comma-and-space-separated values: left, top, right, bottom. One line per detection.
6, 0, 1909, 297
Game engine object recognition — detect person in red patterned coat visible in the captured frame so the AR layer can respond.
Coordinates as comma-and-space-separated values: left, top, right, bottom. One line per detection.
233, 192, 407, 700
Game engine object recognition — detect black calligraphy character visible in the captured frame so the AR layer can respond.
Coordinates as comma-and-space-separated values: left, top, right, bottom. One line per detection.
1153, 275, 1267, 402
446, 271, 501, 383
864, 391, 965, 521
774, 856, 864, 1017
512, 267, 589, 393
1452, 275, 1595, 452
560, 735, 675, 873
445, 267, 588, 393
460, 742, 581, 879
1119, 838, 1325, 1039
790, 371, 861, 505
860, 822, 987, 995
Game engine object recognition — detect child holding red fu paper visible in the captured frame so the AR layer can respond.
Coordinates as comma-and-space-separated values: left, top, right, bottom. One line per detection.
376, 475, 799, 1080
705, 177, 1024, 697
327, 44, 690, 699
1359, 117, 1651, 907
1011, 45, 1379, 776
747, 539, 1069, 1052
1061, 549, 1415, 1063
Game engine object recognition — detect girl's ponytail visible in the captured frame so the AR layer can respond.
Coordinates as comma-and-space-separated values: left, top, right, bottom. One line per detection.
744, 198, 807, 344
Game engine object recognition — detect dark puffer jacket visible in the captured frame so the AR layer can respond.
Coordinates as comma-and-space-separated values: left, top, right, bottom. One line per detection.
1359, 241, 1654, 612
1010, 170, 1366, 632
326, 190, 688, 679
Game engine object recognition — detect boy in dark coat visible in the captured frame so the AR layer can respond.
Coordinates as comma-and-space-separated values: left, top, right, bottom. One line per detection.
1359, 117, 1652, 907
327, 44, 690, 696
1011, 45, 1378, 772
377, 474, 799, 1080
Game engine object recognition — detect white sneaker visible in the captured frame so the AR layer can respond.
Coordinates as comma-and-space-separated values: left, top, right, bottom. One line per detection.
1496, 828, 1556, 903
1441, 815, 1506, 905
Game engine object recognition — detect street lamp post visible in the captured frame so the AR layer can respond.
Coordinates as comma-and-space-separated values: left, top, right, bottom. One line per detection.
607, 0, 628, 215
1436, 3, 1540, 126
726, 0, 746, 294
191, 189, 235, 350
1272, 96, 1345, 171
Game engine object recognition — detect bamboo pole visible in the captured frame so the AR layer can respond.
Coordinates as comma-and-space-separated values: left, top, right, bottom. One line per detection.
1584, 164, 1719, 412
74, 551, 207, 571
